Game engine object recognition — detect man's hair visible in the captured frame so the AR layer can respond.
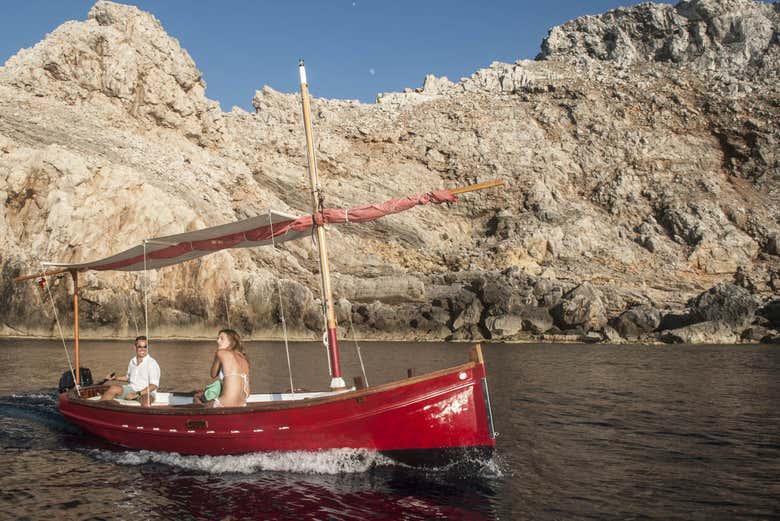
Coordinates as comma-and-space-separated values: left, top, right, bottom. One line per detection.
135, 335, 147, 344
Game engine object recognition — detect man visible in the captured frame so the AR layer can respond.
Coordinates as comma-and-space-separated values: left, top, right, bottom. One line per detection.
100, 336, 160, 407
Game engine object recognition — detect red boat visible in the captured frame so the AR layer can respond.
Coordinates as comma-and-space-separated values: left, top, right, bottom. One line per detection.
57, 345, 494, 465
16, 62, 500, 466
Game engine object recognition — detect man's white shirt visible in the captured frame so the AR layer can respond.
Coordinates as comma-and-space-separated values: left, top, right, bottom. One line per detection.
127, 355, 161, 392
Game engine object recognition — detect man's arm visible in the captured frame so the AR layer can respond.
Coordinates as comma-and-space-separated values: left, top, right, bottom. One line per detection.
125, 384, 157, 400
104, 372, 128, 382
108, 360, 133, 382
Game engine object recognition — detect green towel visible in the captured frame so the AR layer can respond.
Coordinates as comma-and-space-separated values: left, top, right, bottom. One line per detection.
204, 379, 222, 401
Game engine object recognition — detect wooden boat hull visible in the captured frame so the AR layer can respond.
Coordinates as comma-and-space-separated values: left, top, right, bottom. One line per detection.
59, 348, 496, 465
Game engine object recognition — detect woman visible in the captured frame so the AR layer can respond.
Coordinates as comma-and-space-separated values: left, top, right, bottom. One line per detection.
194, 329, 250, 407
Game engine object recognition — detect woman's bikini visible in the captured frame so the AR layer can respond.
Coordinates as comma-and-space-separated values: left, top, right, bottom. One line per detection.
212, 354, 250, 408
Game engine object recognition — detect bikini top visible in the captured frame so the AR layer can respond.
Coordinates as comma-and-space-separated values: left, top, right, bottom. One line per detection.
223, 372, 250, 399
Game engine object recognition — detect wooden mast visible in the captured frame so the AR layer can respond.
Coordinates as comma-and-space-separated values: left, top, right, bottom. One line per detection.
72, 270, 80, 385
298, 60, 345, 390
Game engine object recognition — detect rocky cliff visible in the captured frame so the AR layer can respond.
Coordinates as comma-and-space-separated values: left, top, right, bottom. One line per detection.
1, 0, 778, 344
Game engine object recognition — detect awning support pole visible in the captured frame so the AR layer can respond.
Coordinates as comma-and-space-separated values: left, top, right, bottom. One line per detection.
72, 270, 80, 385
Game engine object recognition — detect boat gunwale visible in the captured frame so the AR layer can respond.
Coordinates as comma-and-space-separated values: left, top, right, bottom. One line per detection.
63, 358, 481, 416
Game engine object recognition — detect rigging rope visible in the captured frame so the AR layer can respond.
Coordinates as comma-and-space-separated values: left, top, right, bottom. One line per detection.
141, 242, 152, 404
310, 225, 332, 377
347, 309, 369, 387
269, 209, 295, 395
39, 263, 80, 396
223, 276, 232, 329
125, 292, 140, 337
142, 241, 150, 349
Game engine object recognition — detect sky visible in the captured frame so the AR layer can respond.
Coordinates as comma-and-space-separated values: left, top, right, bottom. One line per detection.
0, 0, 681, 111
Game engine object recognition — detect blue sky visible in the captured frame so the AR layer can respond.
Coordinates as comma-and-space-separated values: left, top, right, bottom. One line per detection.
0, 1, 680, 111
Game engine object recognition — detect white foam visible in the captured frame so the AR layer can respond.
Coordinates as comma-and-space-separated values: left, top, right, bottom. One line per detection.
92, 448, 396, 475
474, 454, 504, 478
11, 393, 57, 403
90, 447, 504, 478
407, 453, 504, 478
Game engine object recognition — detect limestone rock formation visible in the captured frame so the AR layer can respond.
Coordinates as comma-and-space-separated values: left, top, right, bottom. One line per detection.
660, 320, 740, 344
1, 0, 778, 344
612, 305, 662, 340
538, 0, 780, 86
0, 2, 224, 146
552, 283, 608, 331
688, 282, 760, 327
757, 298, 780, 328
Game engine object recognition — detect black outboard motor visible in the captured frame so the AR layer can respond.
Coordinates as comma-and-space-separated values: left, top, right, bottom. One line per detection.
58, 367, 93, 393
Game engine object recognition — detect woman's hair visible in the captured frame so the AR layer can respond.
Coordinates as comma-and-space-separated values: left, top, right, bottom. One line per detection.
219, 328, 244, 355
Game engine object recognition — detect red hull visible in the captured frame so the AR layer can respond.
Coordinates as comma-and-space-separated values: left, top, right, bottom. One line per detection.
59, 349, 496, 464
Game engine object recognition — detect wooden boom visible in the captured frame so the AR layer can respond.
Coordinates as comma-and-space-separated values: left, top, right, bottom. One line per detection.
450, 179, 504, 195
14, 267, 74, 283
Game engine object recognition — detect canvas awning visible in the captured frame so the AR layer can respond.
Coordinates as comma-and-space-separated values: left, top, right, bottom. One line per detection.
43, 189, 458, 273
46, 210, 306, 272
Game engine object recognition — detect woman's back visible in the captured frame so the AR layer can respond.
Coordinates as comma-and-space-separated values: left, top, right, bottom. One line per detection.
216, 349, 250, 407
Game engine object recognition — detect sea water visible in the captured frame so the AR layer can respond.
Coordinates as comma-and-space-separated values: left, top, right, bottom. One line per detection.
0, 339, 778, 520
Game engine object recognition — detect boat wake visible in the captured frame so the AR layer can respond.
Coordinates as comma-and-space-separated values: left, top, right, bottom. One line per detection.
0, 391, 83, 450
92, 447, 397, 474
91, 447, 504, 477
0, 392, 72, 432
424, 452, 504, 479
9, 392, 58, 403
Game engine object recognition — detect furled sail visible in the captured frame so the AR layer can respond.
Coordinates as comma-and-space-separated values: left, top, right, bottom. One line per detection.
46, 189, 458, 272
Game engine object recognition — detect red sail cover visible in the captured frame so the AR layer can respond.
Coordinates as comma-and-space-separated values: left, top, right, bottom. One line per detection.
288, 189, 457, 229
48, 190, 457, 272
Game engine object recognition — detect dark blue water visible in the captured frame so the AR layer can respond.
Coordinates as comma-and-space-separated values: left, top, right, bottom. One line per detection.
0, 340, 778, 520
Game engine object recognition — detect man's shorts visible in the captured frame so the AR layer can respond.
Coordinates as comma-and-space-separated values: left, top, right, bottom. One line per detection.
119, 384, 136, 399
